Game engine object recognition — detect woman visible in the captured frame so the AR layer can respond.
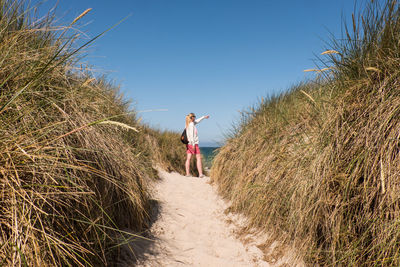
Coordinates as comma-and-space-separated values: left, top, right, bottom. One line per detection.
185, 113, 210, 177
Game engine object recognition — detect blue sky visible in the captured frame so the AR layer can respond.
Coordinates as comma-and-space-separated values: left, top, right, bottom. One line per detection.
34, 0, 360, 146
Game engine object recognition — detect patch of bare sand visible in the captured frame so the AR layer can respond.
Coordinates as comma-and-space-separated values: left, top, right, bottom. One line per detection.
135, 170, 304, 267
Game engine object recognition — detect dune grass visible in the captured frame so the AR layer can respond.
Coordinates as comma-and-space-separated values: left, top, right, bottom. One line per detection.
211, 0, 400, 265
0, 1, 183, 265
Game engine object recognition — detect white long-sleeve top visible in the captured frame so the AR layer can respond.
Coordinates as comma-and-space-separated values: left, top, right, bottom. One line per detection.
187, 116, 206, 146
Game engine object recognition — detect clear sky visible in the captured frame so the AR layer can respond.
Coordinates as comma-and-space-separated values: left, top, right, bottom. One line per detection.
33, 0, 361, 146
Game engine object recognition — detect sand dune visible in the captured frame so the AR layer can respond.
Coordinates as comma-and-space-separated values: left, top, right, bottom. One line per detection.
136, 170, 302, 266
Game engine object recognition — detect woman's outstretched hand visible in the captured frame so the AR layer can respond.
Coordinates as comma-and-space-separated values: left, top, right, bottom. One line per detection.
205, 115, 210, 119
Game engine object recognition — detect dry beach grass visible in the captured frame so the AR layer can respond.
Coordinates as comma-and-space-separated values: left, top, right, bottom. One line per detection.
211, 0, 400, 265
0, 1, 183, 265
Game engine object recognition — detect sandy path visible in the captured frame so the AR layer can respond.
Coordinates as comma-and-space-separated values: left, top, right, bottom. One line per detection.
135, 170, 300, 267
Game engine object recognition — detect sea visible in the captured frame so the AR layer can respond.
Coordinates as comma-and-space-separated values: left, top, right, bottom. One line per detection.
201, 146, 220, 169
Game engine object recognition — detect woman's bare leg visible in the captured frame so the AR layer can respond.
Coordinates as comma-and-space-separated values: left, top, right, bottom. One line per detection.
196, 154, 203, 177
185, 153, 192, 176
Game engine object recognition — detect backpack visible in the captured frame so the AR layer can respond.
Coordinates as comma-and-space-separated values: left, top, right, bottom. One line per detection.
180, 129, 189, 144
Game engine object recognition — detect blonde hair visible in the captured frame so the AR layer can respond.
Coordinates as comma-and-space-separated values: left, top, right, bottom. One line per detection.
185, 113, 195, 128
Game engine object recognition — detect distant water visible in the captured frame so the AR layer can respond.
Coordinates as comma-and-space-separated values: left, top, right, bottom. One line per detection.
201, 147, 220, 168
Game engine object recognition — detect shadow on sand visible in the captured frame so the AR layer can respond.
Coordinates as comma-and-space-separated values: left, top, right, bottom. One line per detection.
109, 199, 163, 267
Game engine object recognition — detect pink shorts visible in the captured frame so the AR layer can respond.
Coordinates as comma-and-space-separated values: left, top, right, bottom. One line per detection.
186, 144, 200, 154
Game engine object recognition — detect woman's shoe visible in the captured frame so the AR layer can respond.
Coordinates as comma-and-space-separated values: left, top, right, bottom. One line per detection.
199, 174, 205, 178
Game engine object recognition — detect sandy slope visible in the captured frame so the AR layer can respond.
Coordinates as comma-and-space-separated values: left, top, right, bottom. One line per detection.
136, 170, 302, 267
